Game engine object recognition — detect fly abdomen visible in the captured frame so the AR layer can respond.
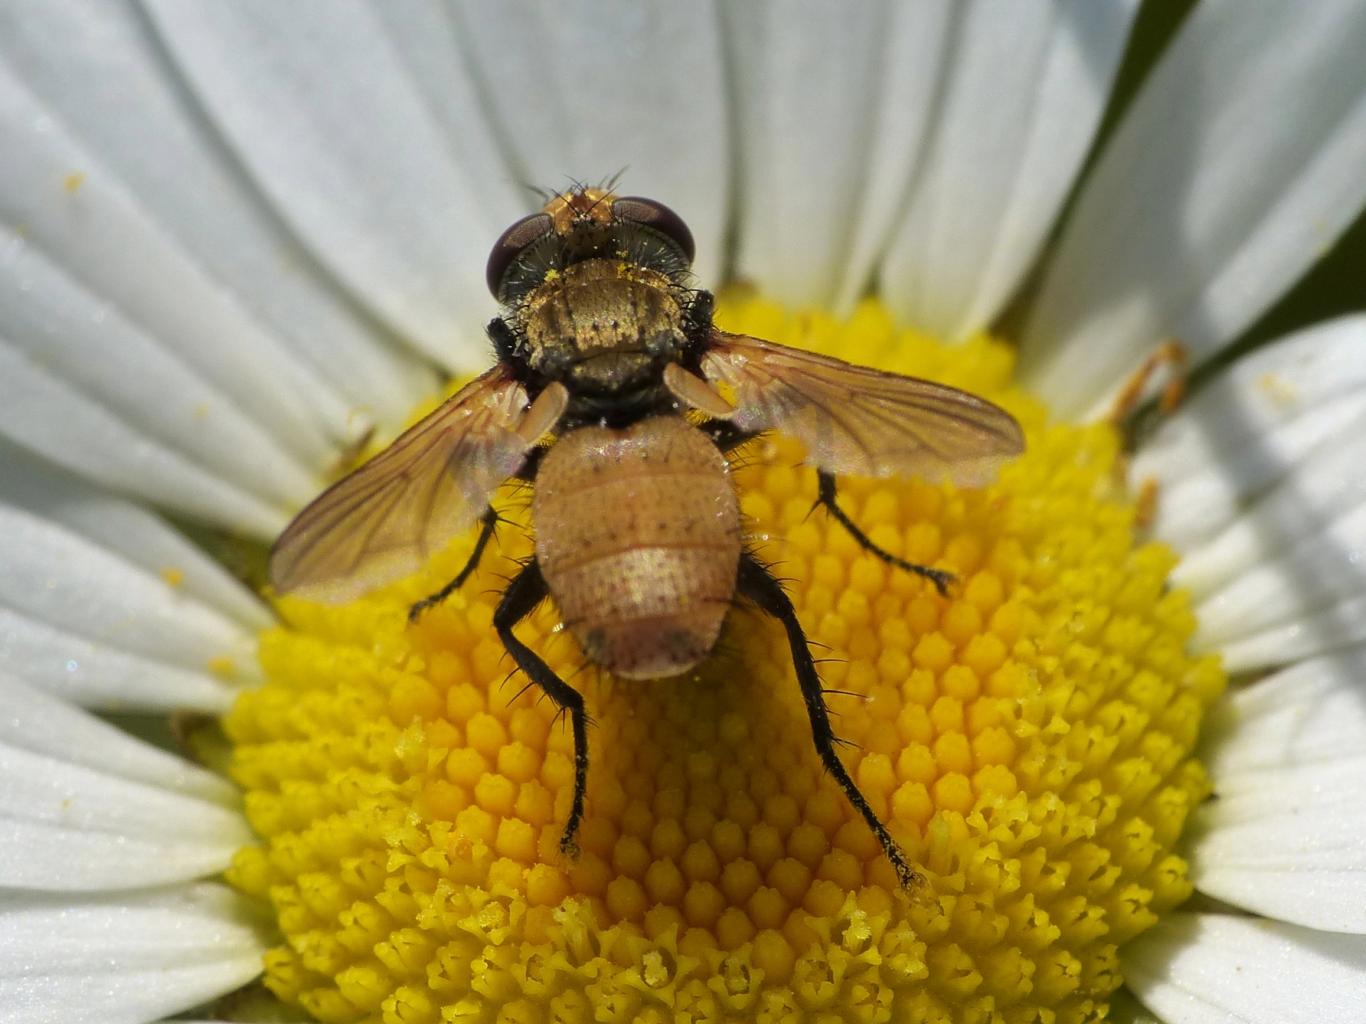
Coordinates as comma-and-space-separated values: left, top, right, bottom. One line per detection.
533, 416, 742, 679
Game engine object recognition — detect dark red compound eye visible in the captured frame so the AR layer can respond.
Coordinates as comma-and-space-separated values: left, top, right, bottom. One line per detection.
611, 196, 695, 263
485, 212, 554, 298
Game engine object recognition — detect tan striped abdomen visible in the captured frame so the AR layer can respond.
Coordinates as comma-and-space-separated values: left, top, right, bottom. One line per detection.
533, 417, 741, 679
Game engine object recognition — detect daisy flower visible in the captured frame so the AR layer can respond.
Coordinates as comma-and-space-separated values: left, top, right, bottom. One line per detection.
2, 2, 1365, 1023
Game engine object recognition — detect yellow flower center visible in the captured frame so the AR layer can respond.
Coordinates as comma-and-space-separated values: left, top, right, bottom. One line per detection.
227, 295, 1224, 1024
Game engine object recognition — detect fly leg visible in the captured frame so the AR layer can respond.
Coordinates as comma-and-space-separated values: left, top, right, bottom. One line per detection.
737, 552, 918, 890
696, 419, 758, 454
408, 506, 501, 623
494, 558, 590, 857
816, 471, 953, 597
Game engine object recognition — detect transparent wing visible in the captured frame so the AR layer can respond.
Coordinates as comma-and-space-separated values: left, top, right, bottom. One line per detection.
701, 330, 1024, 485
271, 366, 548, 603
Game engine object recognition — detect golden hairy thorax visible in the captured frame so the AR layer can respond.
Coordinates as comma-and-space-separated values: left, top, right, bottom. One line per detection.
517, 259, 688, 391
532, 416, 742, 680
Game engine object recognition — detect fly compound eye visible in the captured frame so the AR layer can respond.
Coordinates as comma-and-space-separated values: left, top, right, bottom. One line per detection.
486, 212, 554, 298
611, 196, 695, 264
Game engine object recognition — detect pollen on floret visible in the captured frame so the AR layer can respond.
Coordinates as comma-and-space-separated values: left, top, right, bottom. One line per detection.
228, 293, 1222, 1023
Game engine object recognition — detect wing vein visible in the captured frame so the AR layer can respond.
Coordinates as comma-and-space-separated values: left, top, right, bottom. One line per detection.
270, 367, 539, 603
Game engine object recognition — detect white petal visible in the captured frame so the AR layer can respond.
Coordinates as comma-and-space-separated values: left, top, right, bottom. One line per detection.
143, 0, 520, 368
1176, 445, 1366, 671
1202, 647, 1366, 776
0, 443, 270, 632
1194, 652, 1366, 931
0, 230, 318, 520
1121, 317, 1366, 671
1190, 759, 1366, 933
0, 608, 238, 713
449, 0, 731, 286
0, 507, 252, 670
1216, 595, 1366, 674
0, 0, 431, 426
1022, 0, 1366, 417
0, 673, 250, 891
1126, 913, 1366, 1024
722, 0, 891, 307
1132, 316, 1366, 552
1186, 499, 1366, 666
0, 781, 246, 893
0, 58, 351, 466
0, 452, 259, 710
0, 671, 238, 799
1168, 419, 1366, 591
0, 342, 288, 539
880, 0, 1137, 339
368, 1, 521, 213
0, 884, 265, 1024
832, 0, 953, 314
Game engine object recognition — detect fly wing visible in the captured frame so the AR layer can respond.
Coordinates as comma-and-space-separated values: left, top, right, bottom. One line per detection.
271, 366, 555, 603
701, 330, 1024, 485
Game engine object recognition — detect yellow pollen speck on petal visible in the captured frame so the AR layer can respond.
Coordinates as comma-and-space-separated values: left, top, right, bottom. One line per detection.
228, 293, 1224, 1023
63, 171, 85, 193
160, 567, 185, 588
207, 655, 236, 678
1255, 370, 1299, 409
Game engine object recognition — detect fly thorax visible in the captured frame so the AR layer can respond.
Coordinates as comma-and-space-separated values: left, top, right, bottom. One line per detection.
520, 259, 688, 385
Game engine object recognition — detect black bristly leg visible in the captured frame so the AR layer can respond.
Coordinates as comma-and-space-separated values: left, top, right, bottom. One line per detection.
817, 471, 954, 597
493, 559, 590, 857
699, 419, 759, 453
487, 316, 521, 364
737, 552, 919, 890
408, 506, 501, 623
